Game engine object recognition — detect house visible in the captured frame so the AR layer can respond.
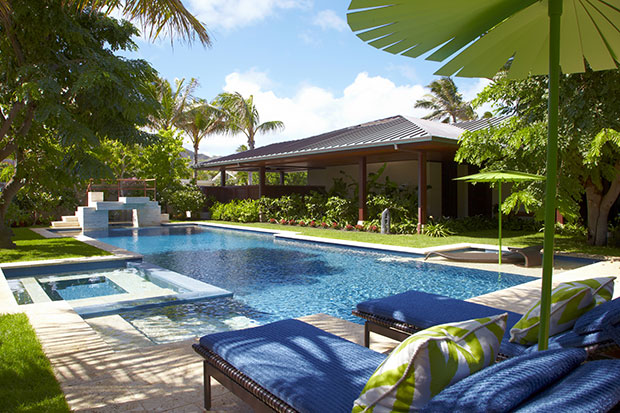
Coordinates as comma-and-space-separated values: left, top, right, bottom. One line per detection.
194, 115, 509, 232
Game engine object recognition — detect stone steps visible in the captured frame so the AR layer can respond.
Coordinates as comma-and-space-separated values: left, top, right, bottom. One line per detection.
51, 214, 80, 228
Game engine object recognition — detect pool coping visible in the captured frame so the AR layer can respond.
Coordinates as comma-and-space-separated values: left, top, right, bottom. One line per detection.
176, 221, 607, 263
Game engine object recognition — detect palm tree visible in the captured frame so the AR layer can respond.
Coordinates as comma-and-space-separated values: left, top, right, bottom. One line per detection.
177, 100, 228, 180
150, 77, 198, 131
216, 92, 284, 150
414, 77, 475, 123
0, 0, 210, 46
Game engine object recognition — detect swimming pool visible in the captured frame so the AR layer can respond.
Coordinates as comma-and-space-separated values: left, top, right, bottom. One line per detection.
87, 225, 536, 343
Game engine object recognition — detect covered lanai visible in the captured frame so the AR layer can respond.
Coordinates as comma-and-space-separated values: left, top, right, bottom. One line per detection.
194, 115, 509, 232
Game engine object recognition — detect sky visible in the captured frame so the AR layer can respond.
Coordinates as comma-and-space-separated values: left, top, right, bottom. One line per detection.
120, 0, 492, 156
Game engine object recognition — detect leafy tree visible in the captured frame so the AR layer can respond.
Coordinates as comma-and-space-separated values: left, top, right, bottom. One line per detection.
149, 77, 199, 131
0, 1, 161, 247
414, 77, 475, 123
0, 0, 210, 46
216, 92, 284, 150
93, 130, 191, 201
457, 70, 620, 246
177, 100, 228, 180
135, 129, 191, 193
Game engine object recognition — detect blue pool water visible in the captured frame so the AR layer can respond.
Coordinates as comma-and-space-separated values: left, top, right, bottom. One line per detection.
87, 225, 537, 343
39, 275, 127, 301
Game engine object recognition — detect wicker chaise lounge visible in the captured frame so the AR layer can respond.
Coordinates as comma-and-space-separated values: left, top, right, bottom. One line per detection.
353, 290, 620, 359
192, 319, 620, 412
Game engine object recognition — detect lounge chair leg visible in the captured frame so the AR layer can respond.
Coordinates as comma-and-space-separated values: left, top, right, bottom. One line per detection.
364, 322, 370, 347
203, 361, 211, 411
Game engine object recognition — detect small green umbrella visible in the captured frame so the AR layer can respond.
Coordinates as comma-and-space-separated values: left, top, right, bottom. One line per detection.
347, 0, 620, 350
454, 170, 545, 265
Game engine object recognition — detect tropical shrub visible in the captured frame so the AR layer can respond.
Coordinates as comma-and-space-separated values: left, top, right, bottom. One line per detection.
555, 222, 587, 237
305, 191, 328, 220
424, 221, 454, 237
211, 199, 259, 222
167, 185, 206, 219
391, 218, 418, 234
325, 196, 356, 224
7, 184, 79, 227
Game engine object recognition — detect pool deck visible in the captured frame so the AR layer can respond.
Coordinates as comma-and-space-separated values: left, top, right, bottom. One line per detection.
0, 227, 619, 412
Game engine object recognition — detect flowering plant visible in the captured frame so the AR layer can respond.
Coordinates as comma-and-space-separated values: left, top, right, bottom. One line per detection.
289, 219, 297, 225
299, 221, 307, 227
355, 224, 364, 231
309, 220, 317, 228
345, 224, 354, 231
321, 222, 329, 228
369, 224, 379, 232
269, 218, 277, 224
331, 222, 340, 230
280, 218, 288, 225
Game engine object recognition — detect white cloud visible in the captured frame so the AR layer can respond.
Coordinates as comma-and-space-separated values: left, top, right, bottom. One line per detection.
198, 70, 428, 156
459, 78, 496, 117
188, 0, 312, 31
313, 9, 348, 32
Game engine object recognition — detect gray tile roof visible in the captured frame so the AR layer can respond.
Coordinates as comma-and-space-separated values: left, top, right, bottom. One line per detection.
195, 115, 510, 169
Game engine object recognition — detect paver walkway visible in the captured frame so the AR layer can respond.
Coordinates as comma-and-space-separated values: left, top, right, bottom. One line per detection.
23, 302, 396, 412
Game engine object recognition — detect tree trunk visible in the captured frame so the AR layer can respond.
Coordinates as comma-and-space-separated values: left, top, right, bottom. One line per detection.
0, 217, 16, 249
585, 167, 620, 246
585, 180, 601, 245
193, 141, 199, 181
0, 171, 26, 249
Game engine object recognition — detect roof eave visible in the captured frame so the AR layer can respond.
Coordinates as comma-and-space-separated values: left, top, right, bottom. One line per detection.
194, 136, 458, 169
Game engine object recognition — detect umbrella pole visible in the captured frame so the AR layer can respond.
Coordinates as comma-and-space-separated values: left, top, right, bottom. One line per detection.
539, 0, 562, 351
498, 181, 502, 265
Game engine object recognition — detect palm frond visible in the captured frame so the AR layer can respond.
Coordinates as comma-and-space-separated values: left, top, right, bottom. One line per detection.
70, 0, 211, 46
256, 120, 284, 134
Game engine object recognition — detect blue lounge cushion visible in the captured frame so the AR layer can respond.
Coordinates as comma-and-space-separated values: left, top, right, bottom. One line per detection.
421, 348, 587, 412
198, 319, 386, 413
513, 359, 620, 412
573, 296, 620, 335
357, 290, 524, 356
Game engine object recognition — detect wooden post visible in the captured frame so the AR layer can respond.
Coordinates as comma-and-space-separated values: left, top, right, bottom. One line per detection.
417, 152, 427, 234
258, 166, 266, 198
220, 168, 226, 187
358, 156, 368, 223
279, 171, 285, 185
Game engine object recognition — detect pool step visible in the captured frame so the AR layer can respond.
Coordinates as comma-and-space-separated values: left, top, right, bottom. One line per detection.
51, 214, 80, 228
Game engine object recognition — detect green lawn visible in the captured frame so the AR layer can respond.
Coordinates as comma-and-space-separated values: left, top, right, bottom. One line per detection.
0, 313, 70, 412
0, 228, 111, 263
201, 221, 620, 257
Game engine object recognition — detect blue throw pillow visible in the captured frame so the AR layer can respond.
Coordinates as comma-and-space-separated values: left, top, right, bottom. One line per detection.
421, 348, 587, 413
513, 359, 620, 413
573, 297, 620, 334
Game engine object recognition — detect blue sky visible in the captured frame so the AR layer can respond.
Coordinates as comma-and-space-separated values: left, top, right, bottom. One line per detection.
123, 0, 491, 156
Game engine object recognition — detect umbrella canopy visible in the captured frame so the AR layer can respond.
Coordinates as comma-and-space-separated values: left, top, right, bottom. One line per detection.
454, 170, 545, 265
347, 0, 620, 79
347, 0, 620, 349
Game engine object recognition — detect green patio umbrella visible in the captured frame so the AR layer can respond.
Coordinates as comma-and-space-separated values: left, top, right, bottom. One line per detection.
454, 170, 545, 265
347, 0, 620, 350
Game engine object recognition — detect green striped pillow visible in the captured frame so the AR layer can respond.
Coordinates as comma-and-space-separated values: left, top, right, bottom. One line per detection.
509, 276, 616, 345
352, 313, 507, 412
